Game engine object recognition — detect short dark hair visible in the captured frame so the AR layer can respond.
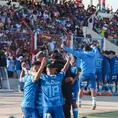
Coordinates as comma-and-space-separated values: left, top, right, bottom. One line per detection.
104, 50, 110, 55
47, 63, 56, 69
110, 50, 116, 55
32, 61, 41, 67
83, 45, 92, 51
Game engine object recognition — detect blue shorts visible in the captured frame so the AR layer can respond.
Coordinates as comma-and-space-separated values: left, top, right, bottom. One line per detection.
72, 80, 79, 101
96, 72, 103, 82
43, 106, 65, 118
111, 74, 118, 82
22, 107, 38, 118
79, 73, 96, 89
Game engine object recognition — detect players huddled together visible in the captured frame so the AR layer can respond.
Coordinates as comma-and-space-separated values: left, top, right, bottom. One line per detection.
20, 43, 118, 118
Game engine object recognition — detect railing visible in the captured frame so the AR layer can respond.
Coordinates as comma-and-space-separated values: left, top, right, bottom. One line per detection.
71, 35, 103, 51
0, 30, 32, 53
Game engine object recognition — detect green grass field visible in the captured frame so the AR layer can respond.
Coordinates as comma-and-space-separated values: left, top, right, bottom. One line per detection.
79, 112, 118, 118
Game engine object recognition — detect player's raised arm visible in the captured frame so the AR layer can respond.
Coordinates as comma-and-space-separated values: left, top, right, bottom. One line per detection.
20, 62, 26, 82
61, 55, 71, 73
61, 43, 82, 58
33, 57, 47, 82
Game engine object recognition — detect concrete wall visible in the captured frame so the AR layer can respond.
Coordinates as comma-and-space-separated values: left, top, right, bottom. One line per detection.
83, 26, 101, 38
83, 26, 118, 55
2, 79, 18, 89
103, 39, 118, 56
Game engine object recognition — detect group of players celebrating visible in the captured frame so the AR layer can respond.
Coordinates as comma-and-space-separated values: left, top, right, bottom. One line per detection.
20, 43, 118, 118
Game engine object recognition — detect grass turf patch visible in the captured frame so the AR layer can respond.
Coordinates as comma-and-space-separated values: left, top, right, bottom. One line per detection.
79, 112, 118, 118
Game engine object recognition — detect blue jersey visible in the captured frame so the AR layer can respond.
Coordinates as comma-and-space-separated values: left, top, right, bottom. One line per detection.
70, 66, 78, 90
96, 54, 104, 73
76, 57, 81, 68
21, 74, 38, 108
110, 56, 118, 75
40, 71, 65, 107
36, 81, 43, 116
64, 47, 99, 75
103, 56, 111, 74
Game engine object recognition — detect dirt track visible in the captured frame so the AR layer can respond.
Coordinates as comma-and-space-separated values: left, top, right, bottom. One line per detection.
0, 90, 118, 118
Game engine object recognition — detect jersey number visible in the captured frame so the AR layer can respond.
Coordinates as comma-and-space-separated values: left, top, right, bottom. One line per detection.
96, 60, 102, 67
47, 85, 59, 97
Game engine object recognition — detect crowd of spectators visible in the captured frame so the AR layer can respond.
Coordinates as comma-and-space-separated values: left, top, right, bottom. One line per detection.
0, 0, 98, 53
93, 9, 118, 40
0, 0, 118, 80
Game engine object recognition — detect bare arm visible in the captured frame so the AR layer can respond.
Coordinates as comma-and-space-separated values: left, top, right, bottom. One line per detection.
61, 55, 71, 73
72, 67, 81, 83
33, 58, 47, 82
20, 70, 25, 82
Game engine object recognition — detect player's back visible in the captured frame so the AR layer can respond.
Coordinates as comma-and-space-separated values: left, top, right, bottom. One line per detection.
40, 71, 65, 107
110, 56, 118, 75
103, 56, 111, 74
96, 54, 104, 73
21, 74, 39, 108
80, 51, 97, 75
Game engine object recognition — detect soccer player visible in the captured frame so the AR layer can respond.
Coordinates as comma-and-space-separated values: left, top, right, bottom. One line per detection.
20, 58, 46, 118
61, 44, 99, 110
109, 51, 118, 95
71, 57, 81, 118
50, 51, 77, 118
95, 51, 104, 96
34, 55, 71, 118
36, 81, 43, 118
102, 51, 112, 96
71, 66, 80, 118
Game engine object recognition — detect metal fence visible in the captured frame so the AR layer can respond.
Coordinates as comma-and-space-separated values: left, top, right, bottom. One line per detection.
0, 30, 34, 53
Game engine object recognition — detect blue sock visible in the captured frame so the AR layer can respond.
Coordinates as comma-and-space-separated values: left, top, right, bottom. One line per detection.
73, 108, 78, 118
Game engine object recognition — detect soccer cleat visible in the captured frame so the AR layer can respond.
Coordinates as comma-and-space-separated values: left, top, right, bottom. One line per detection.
105, 91, 112, 96
91, 104, 96, 110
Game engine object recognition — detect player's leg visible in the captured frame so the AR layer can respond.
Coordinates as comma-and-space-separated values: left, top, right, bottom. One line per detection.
72, 101, 78, 118
21, 107, 38, 118
53, 106, 65, 118
97, 72, 103, 96
115, 75, 118, 95
63, 99, 71, 118
78, 89, 83, 108
72, 88, 79, 118
102, 73, 112, 96
78, 74, 87, 108
88, 74, 97, 110
113, 75, 118, 95
105, 73, 112, 96
116, 75, 118, 94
